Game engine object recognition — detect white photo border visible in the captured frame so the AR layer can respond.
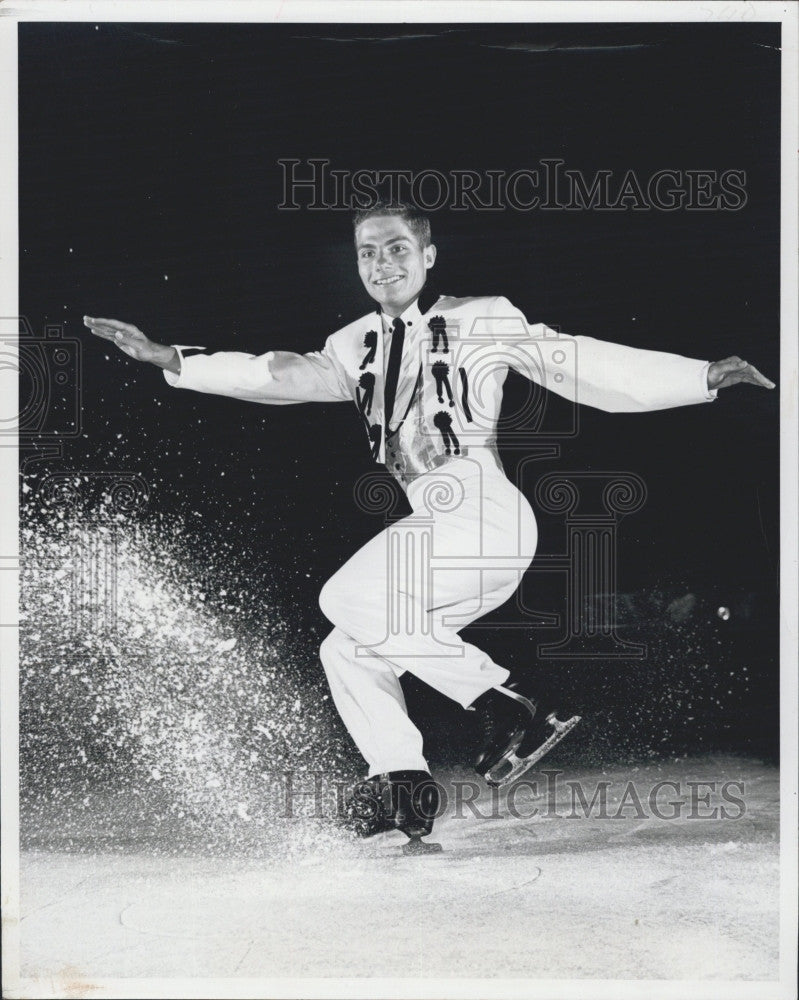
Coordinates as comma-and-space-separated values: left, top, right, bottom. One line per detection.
1, 3, 796, 999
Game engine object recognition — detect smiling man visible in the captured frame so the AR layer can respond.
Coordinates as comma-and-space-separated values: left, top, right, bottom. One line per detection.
84, 201, 775, 854
356, 211, 436, 315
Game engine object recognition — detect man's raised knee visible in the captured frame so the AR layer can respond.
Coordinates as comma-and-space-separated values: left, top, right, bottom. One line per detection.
318, 628, 341, 669
319, 573, 345, 626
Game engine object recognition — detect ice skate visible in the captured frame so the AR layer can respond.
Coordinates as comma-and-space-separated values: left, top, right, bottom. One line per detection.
472, 682, 581, 787
345, 770, 443, 855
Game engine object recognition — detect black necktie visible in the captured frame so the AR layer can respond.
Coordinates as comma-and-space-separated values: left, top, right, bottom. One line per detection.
384, 316, 405, 432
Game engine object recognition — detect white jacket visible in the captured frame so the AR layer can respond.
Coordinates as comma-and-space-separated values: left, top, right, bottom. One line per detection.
164, 293, 717, 489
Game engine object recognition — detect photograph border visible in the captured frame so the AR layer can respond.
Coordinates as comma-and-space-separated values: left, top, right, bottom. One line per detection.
1, 3, 796, 999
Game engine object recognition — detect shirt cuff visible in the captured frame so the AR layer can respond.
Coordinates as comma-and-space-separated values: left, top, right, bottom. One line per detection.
162, 345, 206, 387
700, 361, 718, 401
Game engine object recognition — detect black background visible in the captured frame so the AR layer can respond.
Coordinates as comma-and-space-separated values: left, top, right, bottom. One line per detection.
19, 22, 780, 768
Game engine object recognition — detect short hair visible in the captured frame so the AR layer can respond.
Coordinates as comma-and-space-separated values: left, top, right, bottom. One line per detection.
352, 201, 432, 248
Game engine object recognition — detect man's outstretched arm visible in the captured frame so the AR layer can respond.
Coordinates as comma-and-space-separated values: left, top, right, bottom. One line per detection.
83, 316, 351, 405
487, 298, 775, 413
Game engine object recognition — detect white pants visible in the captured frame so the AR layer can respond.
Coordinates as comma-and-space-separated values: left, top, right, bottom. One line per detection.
318, 456, 538, 777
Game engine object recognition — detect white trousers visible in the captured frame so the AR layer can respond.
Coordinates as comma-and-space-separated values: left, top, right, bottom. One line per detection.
318, 456, 538, 777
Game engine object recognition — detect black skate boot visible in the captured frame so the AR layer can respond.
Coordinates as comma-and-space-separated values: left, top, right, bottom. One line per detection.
471, 681, 581, 787
346, 770, 444, 856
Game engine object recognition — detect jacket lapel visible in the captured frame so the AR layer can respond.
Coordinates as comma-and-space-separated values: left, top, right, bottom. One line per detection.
388, 285, 440, 435
357, 287, 441, 465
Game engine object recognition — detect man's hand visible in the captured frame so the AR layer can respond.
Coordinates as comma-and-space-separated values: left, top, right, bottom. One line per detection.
707, 356, 776, 392
83, 316, 179, 373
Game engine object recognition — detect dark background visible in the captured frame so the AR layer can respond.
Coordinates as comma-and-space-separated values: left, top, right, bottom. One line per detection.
19, 22, 780, 781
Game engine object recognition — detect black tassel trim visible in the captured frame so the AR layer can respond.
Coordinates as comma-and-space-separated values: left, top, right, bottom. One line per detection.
431, 361, 455, 406
433, 410, 460, 455
427, 316, 449, 354
458, 367, 473, 423
360, 329, 378, 370
356, 371, 375, 416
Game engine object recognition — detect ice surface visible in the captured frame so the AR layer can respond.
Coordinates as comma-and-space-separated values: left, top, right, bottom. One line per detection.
15, 488, 780, 992
18, 757, 779, 985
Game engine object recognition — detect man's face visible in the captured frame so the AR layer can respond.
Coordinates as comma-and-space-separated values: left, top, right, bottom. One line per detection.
355, 216, 436, 317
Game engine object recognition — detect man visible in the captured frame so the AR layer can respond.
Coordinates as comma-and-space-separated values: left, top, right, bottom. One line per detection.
84, 202, 774, 854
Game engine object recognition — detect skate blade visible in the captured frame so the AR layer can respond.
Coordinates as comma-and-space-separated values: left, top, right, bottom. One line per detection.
402, 838, 444, 856
484, 714, 581, 787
